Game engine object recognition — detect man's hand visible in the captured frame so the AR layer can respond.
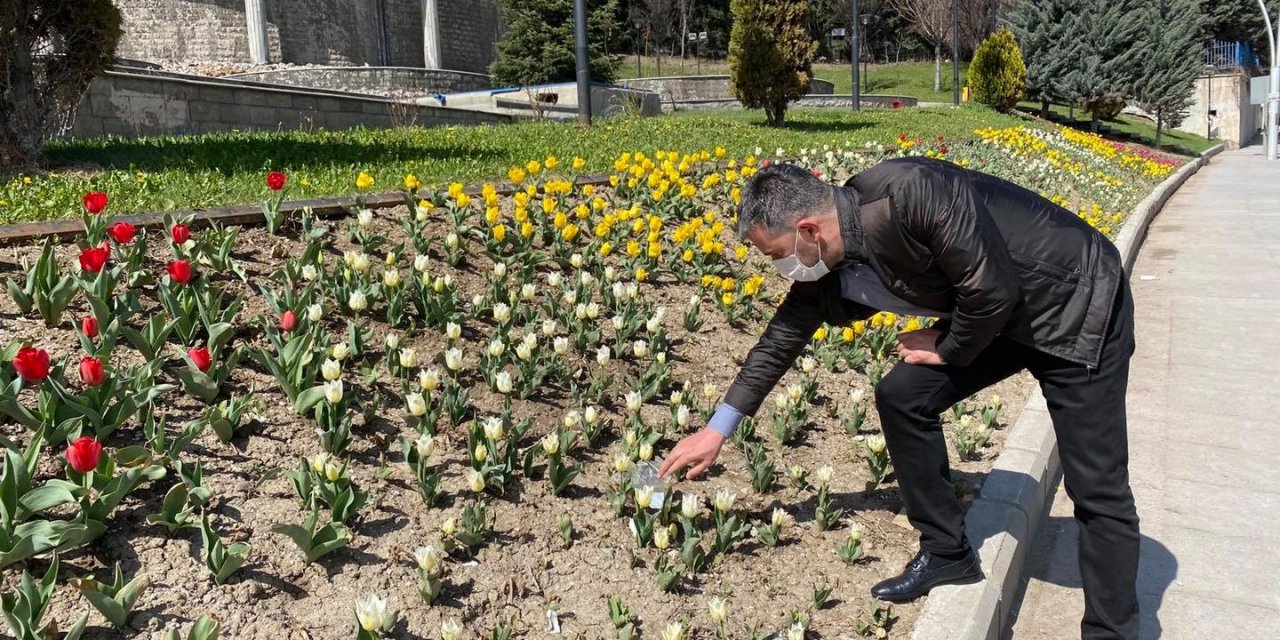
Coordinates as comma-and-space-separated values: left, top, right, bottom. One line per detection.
659, 428, 726, 480
897, 328, 947, 366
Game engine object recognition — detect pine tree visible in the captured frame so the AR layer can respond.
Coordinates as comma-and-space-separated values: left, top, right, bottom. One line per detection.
489, 0, 621, 88
1007, 0, 1079, 116
728, 0, 818, 127
1133, 0, 1205, 147
1069, 0, 1145, 130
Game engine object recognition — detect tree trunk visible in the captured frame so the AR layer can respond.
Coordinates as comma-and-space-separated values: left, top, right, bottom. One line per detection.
679, 4, 688, 60
2, 32, 46, 169
1155, 111, 1163, 148
1040, 100, 1049, 118
934, 43, 942, 92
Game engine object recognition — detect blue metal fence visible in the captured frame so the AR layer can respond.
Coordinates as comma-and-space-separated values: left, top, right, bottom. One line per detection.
1205, 40, 1260, 69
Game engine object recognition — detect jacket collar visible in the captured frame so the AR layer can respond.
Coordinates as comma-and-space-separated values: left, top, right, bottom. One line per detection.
833, 185, 870, 268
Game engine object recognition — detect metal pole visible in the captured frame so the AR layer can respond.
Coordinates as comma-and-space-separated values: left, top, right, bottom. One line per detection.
851, 0, 860, 111
1258, 0, 1278, 160
574, 0, 592, 126
1206, 70, 1212, 139
952, 0, 960, 105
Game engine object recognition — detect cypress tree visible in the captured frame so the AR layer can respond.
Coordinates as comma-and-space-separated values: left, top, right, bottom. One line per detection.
1007, 0, 1078, 116
728, 0, 818, 127
1071, 0, 1145, 130
489, 0, 621, 88
1133, 0, 1205, 147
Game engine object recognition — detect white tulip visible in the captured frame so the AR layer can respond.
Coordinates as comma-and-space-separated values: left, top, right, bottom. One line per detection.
309, 452, 330, 475
541, 432, 560, 456
522, 333, 538, 350
661, 621, 686, 640
635, 485, 654, 509
307, 303, 323, 322
714, 488, 736, 512
492, 302, 511, 324
331, 342, 350, 360
708, 596, 729, 624
483, 416, 505, 441
563, 410, 582, 429
541, 319, 557, 337
487, 339, 505, 358
638, 441, 653, 461
801, 356, 817, 374
625, 283, 639, 300
445, 348, 463, 371
676, 405, 691, 428
774, 394, 790, 410
611, 316, 625, 331
604, 265, 617, 282
520, 284, 536, 301
689, 294, 701, 307
515, 342, 533, 362
625, 391, 642, 413
466, 467, 486, 492
786, 383, 803, 402
321, 359, 342, 381
553, 337, 569, 355
786, 622, 806, 640
611, 282, 625, 300
574, 303, 587, 320
867, 435, 887, 454
356, 208, 374, 228
351, 252, 370, 273
385, 333, 400, 350
613, 453, 632, 474
414, 254, 430, 273
414, 433, 435, 459
814, 465, 835, 488
399, 348, 418, 368
959, 414, 973, 429
772, 507, 788, 528
441, 619, 462, 640
419, 368, 441, 392
584, 405, 599, 425
633, 340, 649, 359
324, 379, 343, 404
382, 269, 401, 288
406, 392, 427, 417
471, 294, 484, 308
849, 522, 865, 542
653, 524, 670, 549
585, 303, 600, 319
301, 264, 318, 281
445, 233, 459, 249
655, 352, 667, 365
441, 518, 456, 536
446, 322, 462, 341
850, 388, 866, 405
570, 253, 584, 268
681, 493, 699, 519
596, 346, 612, 366
702, 382, 718, 399
670, 390, 684, 405
413, 545, 441, 573
546, 272, 563, 288
354, 594, 394, 633
348, 290, 367, 311
495, 371, 513, 394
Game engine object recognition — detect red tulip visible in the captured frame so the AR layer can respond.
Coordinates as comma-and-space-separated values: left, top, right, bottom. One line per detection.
940, 145, 949, 154
189, 347, 212, 373
107, 221, 137, 244
167, 260, 193, 284
65, 437, 103, 474
79, 356, 106, 387
82, 316, 99, 338
761, 159, 771, 167
812, 170, 822, 177
11, 346, 50, 383
280, 310, 298, 333
266, 171, 287, 191
79, 245, 110, 274
82, 192, 109, 214
171, 224, 191, 245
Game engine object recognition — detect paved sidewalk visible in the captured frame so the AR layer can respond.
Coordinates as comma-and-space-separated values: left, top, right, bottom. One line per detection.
1006, 145, 1280, 639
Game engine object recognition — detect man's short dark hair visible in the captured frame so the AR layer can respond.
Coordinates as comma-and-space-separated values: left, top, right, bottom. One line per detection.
737, 163, 835, 240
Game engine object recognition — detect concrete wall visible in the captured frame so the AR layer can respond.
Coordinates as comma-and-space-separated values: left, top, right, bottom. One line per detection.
64, 70, 511, 139
227, 67, 491, 98
1178, 69, 1256, 149
619, 75, 836, 106
112, 0, 501, 72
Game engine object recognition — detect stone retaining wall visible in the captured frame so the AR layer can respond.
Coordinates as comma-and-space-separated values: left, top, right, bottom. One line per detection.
619, 75, 837, 105
227, 67, 491, 98
64, 70, 510, 139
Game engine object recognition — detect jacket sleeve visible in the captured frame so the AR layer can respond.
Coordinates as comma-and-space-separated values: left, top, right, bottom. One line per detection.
898, 165, 1020, 366
721, 278, 828, 417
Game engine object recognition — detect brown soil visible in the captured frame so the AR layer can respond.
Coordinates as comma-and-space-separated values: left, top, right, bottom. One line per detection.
0, 203, 1033, 640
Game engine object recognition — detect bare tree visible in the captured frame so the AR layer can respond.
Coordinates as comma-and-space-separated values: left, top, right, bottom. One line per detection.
677, 0, 696, 59
643, 0, 677, 75
889, 0, 953, 91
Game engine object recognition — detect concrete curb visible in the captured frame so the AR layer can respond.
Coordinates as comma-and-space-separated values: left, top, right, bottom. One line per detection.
909, 142, 1226, 640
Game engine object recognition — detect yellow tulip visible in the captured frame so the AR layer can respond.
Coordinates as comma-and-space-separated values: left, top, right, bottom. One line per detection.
573, 156, 586, 170
636, 268, 649, 282
814, 326, 829, 341
600, 241, 613, 257
492, 224, 507, 242
355, 171, 375, 190
561, 224, 579, 241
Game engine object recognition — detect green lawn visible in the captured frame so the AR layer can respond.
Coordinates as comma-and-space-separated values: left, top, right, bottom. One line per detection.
618, 57, 968, 104
1016, 101, 1218, 156
2, 105, 1035, 224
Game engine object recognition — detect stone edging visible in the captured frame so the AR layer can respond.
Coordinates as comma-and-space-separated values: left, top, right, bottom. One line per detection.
908, 142, 1227, 640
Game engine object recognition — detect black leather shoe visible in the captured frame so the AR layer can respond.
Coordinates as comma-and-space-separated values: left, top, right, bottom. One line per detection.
870, 549, 984, 602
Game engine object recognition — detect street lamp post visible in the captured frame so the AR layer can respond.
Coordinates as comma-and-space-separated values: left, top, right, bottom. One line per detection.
851, 0, 860, 112
952, 0, 960, 106
574, 0, 591, 126
861, 14, 872, 93
1258, 0, 1279, 160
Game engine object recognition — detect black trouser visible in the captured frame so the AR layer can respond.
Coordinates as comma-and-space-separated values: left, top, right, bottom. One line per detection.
874, 282, 1139, 640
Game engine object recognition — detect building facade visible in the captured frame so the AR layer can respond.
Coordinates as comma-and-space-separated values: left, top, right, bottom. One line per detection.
112, 0, 503, 75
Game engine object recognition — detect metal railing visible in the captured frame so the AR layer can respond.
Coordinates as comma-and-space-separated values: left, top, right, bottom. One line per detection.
1205, 40, 1260, 69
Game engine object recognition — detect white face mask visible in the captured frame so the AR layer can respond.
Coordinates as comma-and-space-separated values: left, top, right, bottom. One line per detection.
772, 229, 830, 282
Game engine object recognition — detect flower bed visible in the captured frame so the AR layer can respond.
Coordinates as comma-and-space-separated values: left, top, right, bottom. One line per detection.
0, 126, 1178, 639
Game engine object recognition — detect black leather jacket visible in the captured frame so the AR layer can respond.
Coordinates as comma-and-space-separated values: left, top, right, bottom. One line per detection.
722, 156, 1124, 417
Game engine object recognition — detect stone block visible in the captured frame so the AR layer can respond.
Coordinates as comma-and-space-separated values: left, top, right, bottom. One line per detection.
200, 86, 239, 104
238, 90, 269, 106
189, 101, 221, 122
361, 100, 389, 115
265, 91, 295, 108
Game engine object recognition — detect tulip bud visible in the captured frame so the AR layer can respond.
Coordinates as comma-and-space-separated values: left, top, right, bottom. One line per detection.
638, 441, 653, 461
604, 265, 617, 282
445, 233, 459, 250
772, 507, 788, 528
441, 517, 457, 536
321, 359, 342, 381
676, 405, 691, 428
610, 316, 625, 332
801, 356, 817, 374
406, 392, 427, 417
867, 435, 887, 454
580, 272, 595, 288
397, 348, 416, 369
635, 486, 654, 509
310, 453, 330, 474
413, 545, 441, 573
496, 371, 513, 394
553, 337, 569, 355
715, 488, 736, 512
850, 388, 866, 405
385, 333, 400, 350
596, 346, 611, 366
584, 406, 599, 425
515, 343, 533, 362
625, 391, 642, 413
632, 340, 649, 359
81, 316, 98, 338
441, 619, 462, 640
547, 272, 563, 288
415, 434, 435, 459
653, 525, 670, 549
708, 597, 729, 624
655, 352, 667, 365
681, 493, 699, 519
324, 462, 341, 482
689, 294, 701, 307
492, 302, 511, 324
586, 303, 600, 320
624, 430, 638, 447
466, 467, 486, 492
307, 303, 323, 322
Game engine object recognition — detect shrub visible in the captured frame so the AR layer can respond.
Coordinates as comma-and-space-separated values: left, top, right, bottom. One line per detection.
489, 0, 620, 87
728, 0, 818, 127
967, 29, 1026, 113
